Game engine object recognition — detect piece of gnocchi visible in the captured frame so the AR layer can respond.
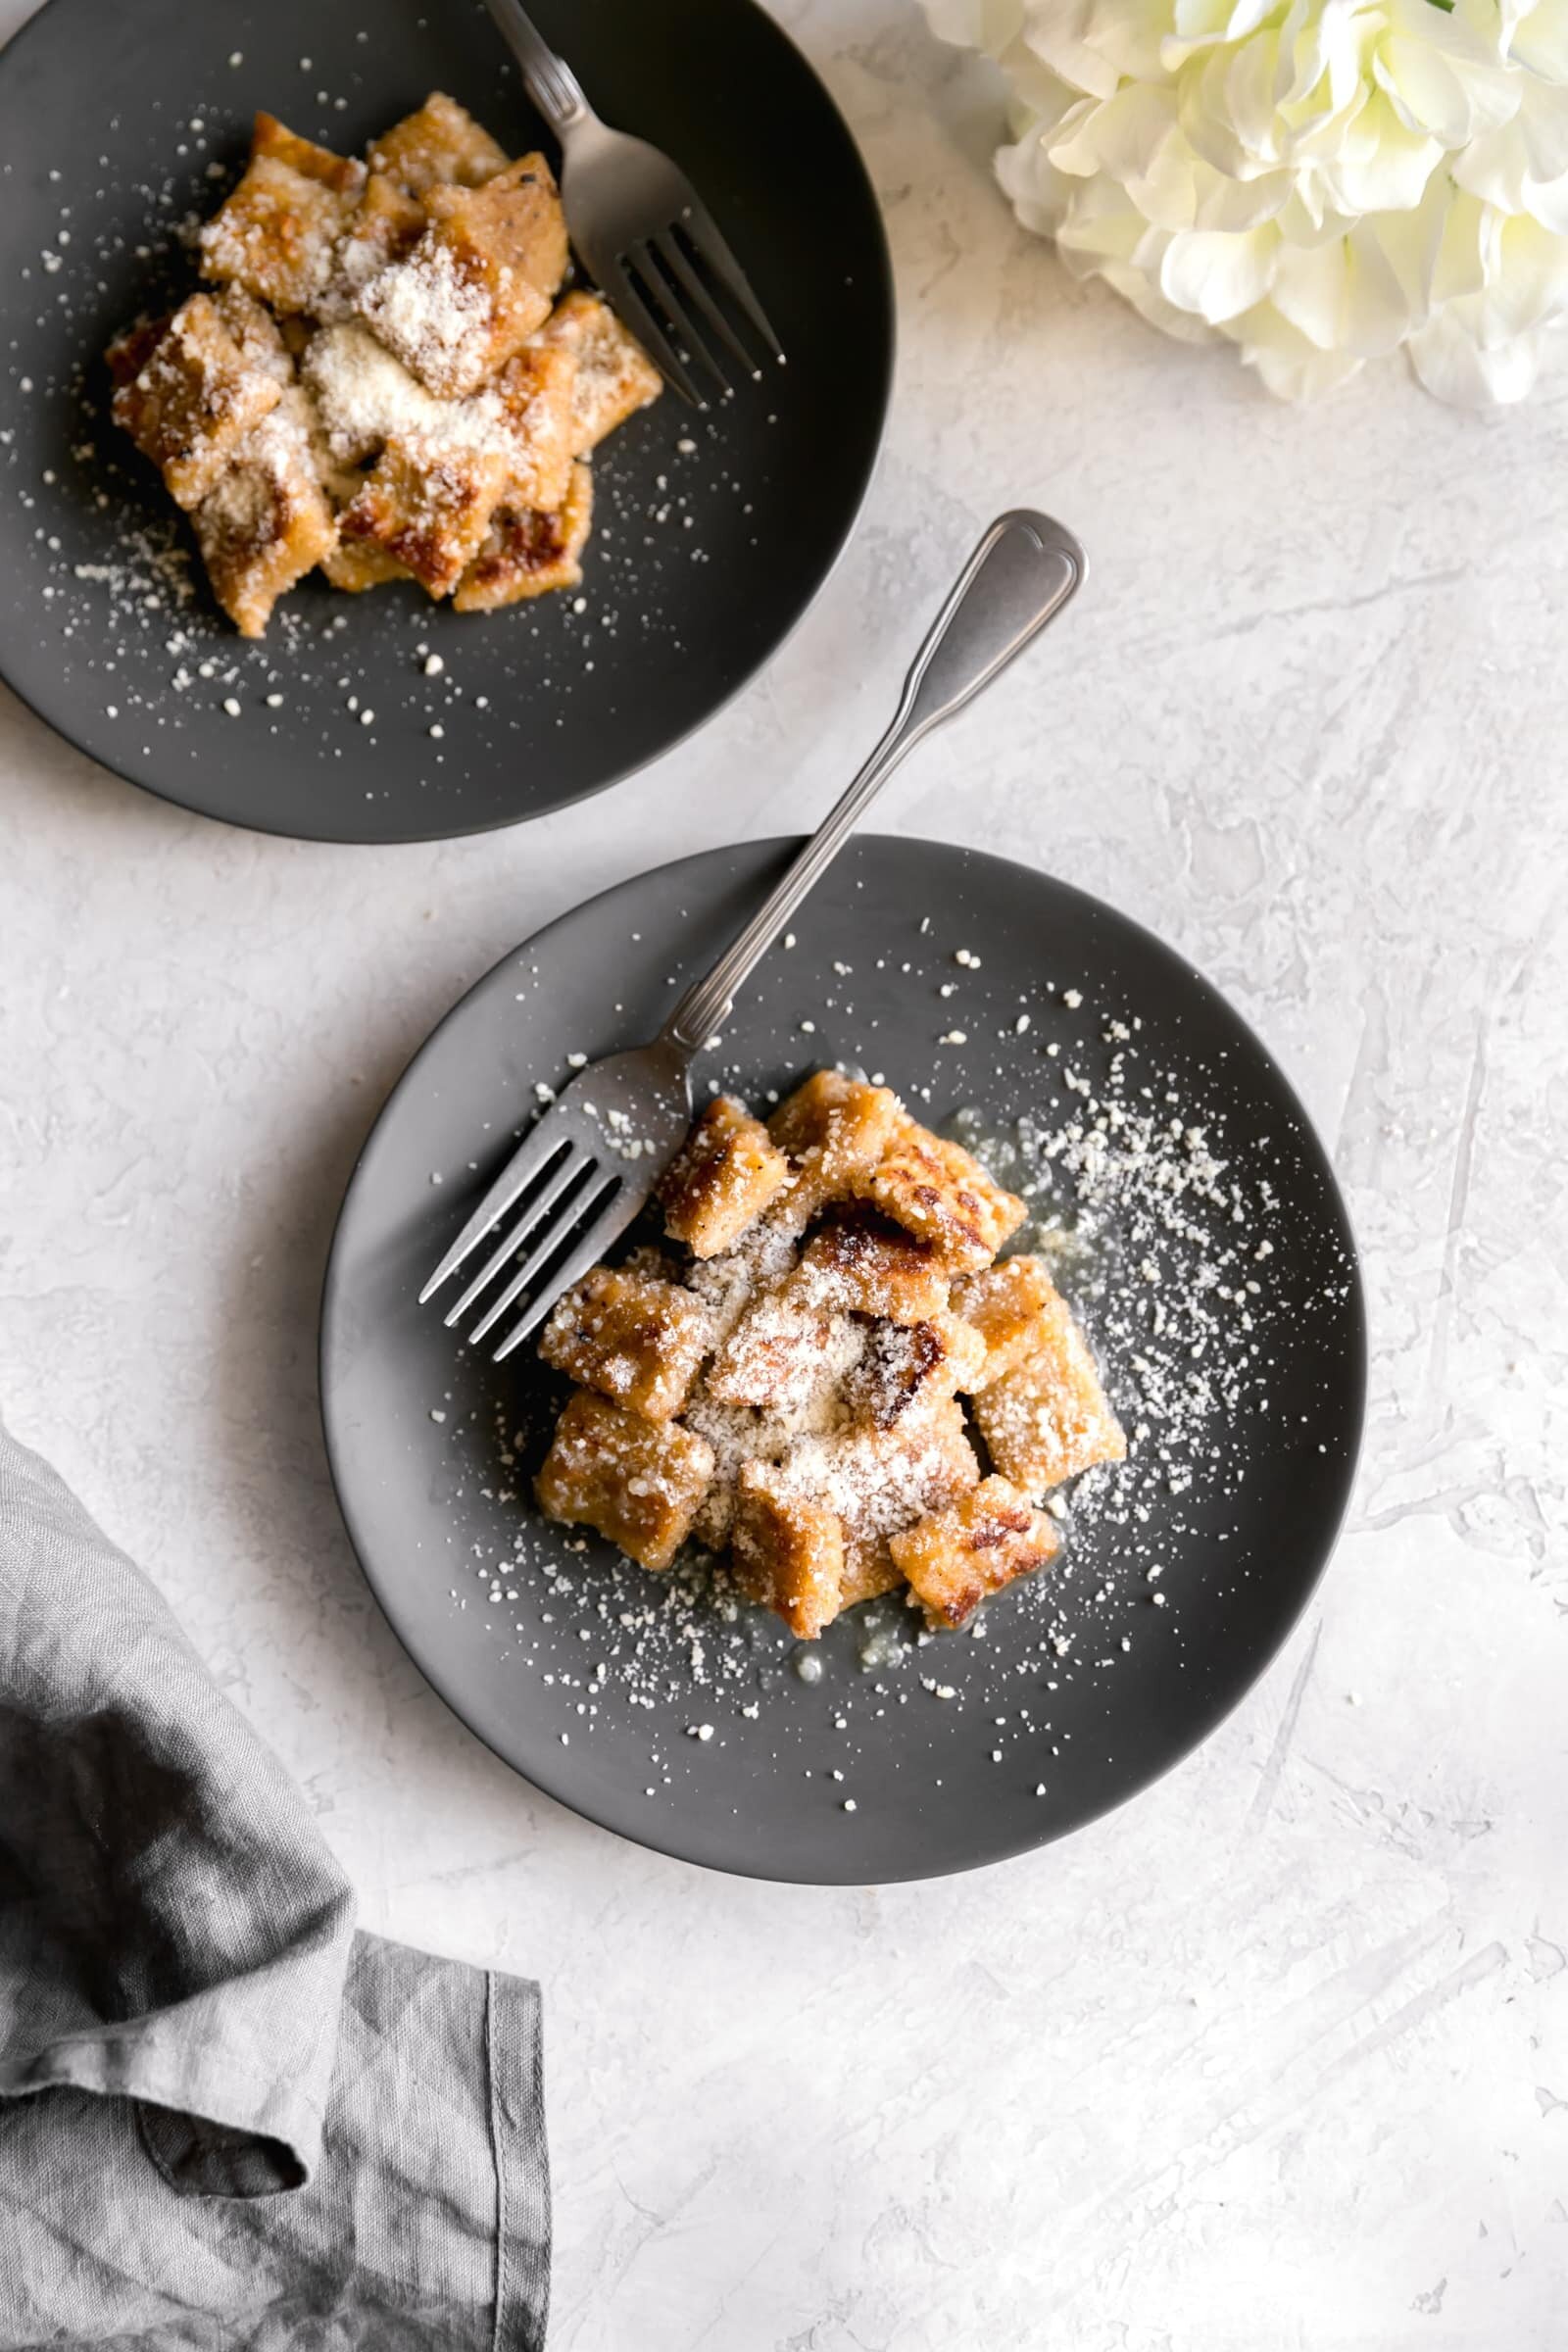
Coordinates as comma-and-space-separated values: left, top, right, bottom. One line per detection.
952, 1254, 1061, 1388
658, 1095, 793, 1260
767, 1069, 902, 1225
730, 1462, 847, 1641
452, 460, 594, 610
855, 1113, 1026, 1273
108, 289, 288, 511
200, 114, 367, 316
890, 1476, 1060, 1628
842, 1311, 988, 1429
796, 1208, 952, 1326
969, 1292, 1126, 1494
532, 289, 663, 454
192, 389, 337, 637
359, 156, 567, 398
534, 1391, 714, 1573
368, 93, 511, 198
538, 1263, 712, 1422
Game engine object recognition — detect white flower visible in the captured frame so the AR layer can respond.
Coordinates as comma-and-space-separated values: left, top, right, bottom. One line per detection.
923, 0, 1568, 401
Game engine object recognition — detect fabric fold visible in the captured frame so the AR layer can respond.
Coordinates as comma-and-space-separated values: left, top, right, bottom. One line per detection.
0, 1416, 550, 2349
0, 1415, 356, 2191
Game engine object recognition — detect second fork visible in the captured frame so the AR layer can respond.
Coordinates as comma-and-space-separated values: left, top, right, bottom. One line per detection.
482, 0, 783, 403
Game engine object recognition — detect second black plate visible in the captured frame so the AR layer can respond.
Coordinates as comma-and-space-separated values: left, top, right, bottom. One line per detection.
0, 0, 892, 841
320, 837, 1366, 1884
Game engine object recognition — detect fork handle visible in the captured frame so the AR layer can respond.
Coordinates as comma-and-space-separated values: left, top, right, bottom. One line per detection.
661, 511, 1085, 1055
482, 0, 592, 133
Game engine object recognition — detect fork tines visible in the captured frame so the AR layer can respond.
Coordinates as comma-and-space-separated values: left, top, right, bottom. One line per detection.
608, 204, 782, 406
419, 1131, 627, 1361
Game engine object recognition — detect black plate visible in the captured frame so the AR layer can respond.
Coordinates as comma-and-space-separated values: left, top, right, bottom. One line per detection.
0, 0, 892, 842
320, 837, 1367, 1884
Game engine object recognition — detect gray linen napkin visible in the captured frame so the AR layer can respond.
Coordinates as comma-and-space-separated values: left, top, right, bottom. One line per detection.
0, 1415, 549, 2349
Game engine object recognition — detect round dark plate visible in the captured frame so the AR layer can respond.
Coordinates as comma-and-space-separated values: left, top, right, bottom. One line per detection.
0, 0, 891, 842
320, 837, 1366, 1883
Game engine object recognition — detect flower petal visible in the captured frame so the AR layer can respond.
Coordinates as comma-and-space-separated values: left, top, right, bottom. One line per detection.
1509, 0, 1568, 79
1407, 303, 1544, 401
1477, 212, 1568, 338
1268, 235, 1349, 346
922, 0, 1025, 53
1159, 223, 1281, 318
1276, 186, 1361, 244
1048, 82, 1202, 226
1455, 75, 1568, 204
1178, 46, 1258, 179
1101, 256, 1225, 341
1226, 298, 1365, 395
1225, 30, 1288, 158
997, 120, 1078, 236
1048, 81, 1180, 180
1363, 163, 1452, 317
1048, 180, 1222, 340
1521, 168, 1568, 231
1192, 160, 1294, 229
996, 39, 1082, 121
1164, 0, 1278, 62
1339, 218, 1422, 351
1373, 37, 1501, 150
1430, 186, 1495, 302
928, 0, 1568, 411
1081, 0, 1170, 83
1320, 91, 1442, 214
1018, 0, 1122, 100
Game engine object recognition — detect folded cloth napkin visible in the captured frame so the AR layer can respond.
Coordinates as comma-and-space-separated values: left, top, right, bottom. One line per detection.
0, 1415, 549, 2349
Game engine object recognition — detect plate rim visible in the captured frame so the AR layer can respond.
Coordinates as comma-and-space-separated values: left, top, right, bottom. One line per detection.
0, 0, 896, 846
318, 832, 1370, 1885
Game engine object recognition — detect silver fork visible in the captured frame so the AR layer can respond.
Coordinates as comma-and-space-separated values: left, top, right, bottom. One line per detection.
421, 510, 1086, 1359
482, 0, 783, 404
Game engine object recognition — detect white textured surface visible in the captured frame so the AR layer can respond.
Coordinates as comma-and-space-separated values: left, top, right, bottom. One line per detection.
2, 3, 1565, 2344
